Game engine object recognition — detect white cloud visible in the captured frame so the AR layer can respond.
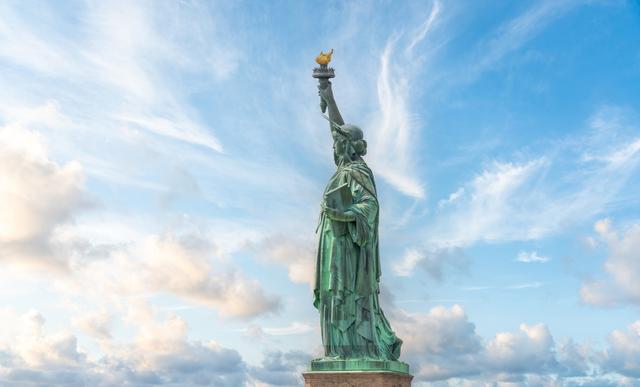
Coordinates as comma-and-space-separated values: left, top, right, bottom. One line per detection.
391, 304, 597, 384
0, 1, 228, 153
364, 2, 449, 200
0, 106, 279, 319
0, 119, 90, 271
71, 310, 113, 340
516, 251, 550, 263
437, 187, 465, 209
485, 323, 558, 374
0, 310, 89, 385
461, 0, 582, 83
368, 39, 425, 199
605, 321, 640, 378
250, 235, 316, 287
249, 350, 311, 387
0, 3, 79, 77
393, 246, 468, 279
506, 282, 543, 290
0, 306, 315, 387
406, 1, 441, 56
1, 306, 249, 387
140, 234, 281, 318
422, 107, 640, 253
60, 232, 281, 320
243, 322, 314, 337
0, 303, 635, 386
429, 159, 549, 247
594, 218, 612, 236
581, 219, 640, 306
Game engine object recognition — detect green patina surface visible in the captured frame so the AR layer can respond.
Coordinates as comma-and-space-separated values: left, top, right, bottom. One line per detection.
310, 53, 407, 372
309, 359, 410, 374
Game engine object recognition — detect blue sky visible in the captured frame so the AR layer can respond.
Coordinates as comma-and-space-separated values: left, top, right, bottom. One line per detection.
1, 0, 640, 386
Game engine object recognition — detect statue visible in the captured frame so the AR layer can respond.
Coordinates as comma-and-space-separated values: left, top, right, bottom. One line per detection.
311, 50, 404, 366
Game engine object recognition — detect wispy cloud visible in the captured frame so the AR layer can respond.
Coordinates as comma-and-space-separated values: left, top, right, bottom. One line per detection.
368, 39, 425, 199
393, 246, 468, 279
507, 281, 544, 290
390, 106, 639, 276
459, 0, 582, 84
427, 106, 640, 248
365, 2, 447, 199
517, 251, 550, 263
241, 322, 314, 337
405, 1, 441, 56
461, 286, 493, 291
0, 1, 228, 153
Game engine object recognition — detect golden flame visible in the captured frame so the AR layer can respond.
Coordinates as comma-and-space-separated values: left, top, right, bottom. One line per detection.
315, 49, 333, 65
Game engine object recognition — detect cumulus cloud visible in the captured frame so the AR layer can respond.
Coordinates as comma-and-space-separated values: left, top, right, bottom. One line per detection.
394, 304, 483, 381
139, 234, 281, 318
71, 310, 112, 340
604, 320, 640, 378
0, 114, 278, 319
0, 306, 250, 387
2, 305, 638, 386
485, 323, 558, 375
0, 307, 317, 387
390, 304, 598, 384
580, 219, 640, 306
249, 235, 316, 287
0, 120, 90, 271
61, 232, 281, 320
0, 310, 89, 385
109, 301, 248, 386
249, 350, 311, 387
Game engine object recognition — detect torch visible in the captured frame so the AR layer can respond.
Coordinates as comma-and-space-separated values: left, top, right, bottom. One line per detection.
312, 49, 334, 113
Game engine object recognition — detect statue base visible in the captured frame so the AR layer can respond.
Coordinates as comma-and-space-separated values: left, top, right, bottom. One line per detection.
309, 358, 409, 373
303, 359, 412, 386
302, 371, 413, 387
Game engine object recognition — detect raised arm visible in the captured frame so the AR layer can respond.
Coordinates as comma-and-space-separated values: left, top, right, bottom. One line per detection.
318, 81, 345, 128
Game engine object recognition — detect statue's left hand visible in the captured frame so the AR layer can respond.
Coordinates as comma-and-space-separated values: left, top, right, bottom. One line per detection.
322, 202, 355, 222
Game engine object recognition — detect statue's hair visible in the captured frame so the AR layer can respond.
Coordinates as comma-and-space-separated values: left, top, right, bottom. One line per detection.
352, 139, 367, 156
338, 124, 366, 158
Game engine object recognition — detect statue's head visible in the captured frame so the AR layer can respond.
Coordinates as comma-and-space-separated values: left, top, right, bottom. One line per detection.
334, 124, 367, 165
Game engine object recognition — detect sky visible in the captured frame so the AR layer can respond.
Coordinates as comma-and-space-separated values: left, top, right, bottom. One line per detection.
0, 0, 639, 386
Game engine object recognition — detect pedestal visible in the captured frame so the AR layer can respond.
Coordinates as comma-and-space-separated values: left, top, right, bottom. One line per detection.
302, 371, 413, 387
303, 359, 412, 386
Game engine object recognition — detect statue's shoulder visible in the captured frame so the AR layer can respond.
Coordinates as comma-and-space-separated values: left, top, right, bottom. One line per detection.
342, 161, 377, 197
342, 160, 371, 173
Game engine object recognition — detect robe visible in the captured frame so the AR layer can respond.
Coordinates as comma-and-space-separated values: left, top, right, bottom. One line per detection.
313, 159, 402, 360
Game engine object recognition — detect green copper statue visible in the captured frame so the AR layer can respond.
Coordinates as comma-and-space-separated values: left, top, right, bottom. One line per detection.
311, 50, 404, 366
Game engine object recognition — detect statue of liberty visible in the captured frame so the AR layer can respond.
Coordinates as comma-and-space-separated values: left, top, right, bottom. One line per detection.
312, 50, 403, 364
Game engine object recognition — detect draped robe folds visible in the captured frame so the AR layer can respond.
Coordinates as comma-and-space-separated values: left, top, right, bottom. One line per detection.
313, 159, 402, 360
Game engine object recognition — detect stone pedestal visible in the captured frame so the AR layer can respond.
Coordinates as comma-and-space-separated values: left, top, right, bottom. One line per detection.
302, 371, 413, 387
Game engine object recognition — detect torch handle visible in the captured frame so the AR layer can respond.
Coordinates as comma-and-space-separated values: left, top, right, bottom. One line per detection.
318, 78, 329, 113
